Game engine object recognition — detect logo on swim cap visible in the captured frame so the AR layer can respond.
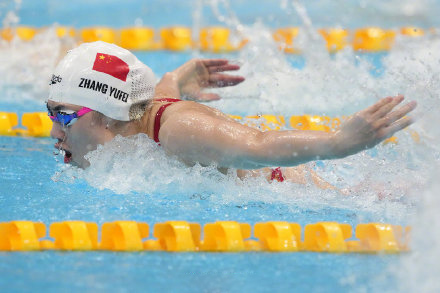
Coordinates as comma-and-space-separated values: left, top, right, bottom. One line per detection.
92, 53, 129, 82
50, 74, 62, 85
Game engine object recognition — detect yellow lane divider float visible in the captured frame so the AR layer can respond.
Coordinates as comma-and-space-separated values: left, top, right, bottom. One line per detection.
319, 28, 349, 53
1, 26, 37, 41
0, 221, 410, 252
273, 27, 300, 54
0, 26, 433, 52
0, 112, 51, 137
0, 112, 420, 144
199, 27, 247, 53
160, 27, 193, 51
353, 27, 396, 52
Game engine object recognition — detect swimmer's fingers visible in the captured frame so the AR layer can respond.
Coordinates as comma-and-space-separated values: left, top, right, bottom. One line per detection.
208, 73, 245, 87
379, 116, 414, 140
371, 95, 404, 119
201, 59, 241, 72
373, 100, 417, 130
201, 59, 230, 67
208, 64, 241, 73
363, 96, 396, 115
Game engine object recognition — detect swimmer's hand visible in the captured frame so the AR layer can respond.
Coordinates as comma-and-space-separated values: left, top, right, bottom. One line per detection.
156, 59, 245, 102
333, 95, 417, 157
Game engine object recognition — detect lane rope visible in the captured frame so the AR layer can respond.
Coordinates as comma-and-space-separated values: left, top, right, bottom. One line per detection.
1, 26, 431, 52
0, 221, 410, 252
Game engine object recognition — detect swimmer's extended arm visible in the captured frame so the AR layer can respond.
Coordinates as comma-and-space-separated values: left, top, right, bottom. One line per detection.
159, 96, 417, 169
154, 59, 245, 101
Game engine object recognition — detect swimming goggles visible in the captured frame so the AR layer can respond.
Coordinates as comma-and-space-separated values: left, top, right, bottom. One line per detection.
48, 106, 93, 126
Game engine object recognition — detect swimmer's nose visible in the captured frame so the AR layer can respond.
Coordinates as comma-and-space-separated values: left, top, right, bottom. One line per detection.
50, 122, 65, 140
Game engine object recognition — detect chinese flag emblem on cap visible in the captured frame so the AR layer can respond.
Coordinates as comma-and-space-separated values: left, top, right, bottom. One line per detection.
92, 53, 129, 82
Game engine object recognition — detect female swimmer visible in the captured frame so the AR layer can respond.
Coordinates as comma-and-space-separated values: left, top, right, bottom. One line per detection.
47, 41, 417, 187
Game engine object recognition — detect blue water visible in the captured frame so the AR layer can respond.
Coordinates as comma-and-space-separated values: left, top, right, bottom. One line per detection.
0, 251, 399, 292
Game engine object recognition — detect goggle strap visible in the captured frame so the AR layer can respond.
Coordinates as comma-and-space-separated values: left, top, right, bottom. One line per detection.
48, 107, 93, 125
77, 107, 93, 117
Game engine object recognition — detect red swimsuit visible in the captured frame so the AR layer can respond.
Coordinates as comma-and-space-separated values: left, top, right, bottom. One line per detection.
153, 98, 285, 182
153, 98, 181, 143
270, 167, 285, 182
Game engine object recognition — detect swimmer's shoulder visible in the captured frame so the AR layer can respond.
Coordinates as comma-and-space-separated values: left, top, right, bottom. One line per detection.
156, 99, 237, 130
142, 99, 228, 138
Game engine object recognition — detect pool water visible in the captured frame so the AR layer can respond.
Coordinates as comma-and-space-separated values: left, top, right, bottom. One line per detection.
1, 0, 440, 292
0, 108, 409, 293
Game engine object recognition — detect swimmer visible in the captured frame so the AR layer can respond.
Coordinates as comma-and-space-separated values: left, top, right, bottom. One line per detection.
47, 41, 417, 188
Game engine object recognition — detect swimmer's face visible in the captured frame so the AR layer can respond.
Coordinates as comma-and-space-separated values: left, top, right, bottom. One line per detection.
47, 100, 114, 168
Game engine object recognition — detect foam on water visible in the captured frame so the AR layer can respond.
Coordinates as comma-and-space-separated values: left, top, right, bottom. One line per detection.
209, 25, 380, 116
397, 179, 440, 292
393, 86, 440, 291
50, 129, 421, 225
0, 25, 75, 103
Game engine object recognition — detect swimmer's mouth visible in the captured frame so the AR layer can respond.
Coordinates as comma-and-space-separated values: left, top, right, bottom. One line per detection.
64, 150, 72, 164
54, 142, 72, 164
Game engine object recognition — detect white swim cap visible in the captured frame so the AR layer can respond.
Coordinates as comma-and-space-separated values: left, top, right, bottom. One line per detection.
48, 41, 156, 121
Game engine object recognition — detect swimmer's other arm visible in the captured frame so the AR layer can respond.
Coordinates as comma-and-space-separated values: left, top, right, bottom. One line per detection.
154, 59, 244, 101
158, 96, 417, 169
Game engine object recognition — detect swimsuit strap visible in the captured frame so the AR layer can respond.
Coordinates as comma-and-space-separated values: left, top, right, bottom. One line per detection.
271, 167, 285, 182
153, 98, 181, 143
155, 98, 181, 103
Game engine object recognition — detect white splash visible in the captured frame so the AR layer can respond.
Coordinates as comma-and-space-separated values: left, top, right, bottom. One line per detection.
48, 132, 419, 224
209, 25, 383, 116
398, 179, 440, 292
0, 25, 75, 102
